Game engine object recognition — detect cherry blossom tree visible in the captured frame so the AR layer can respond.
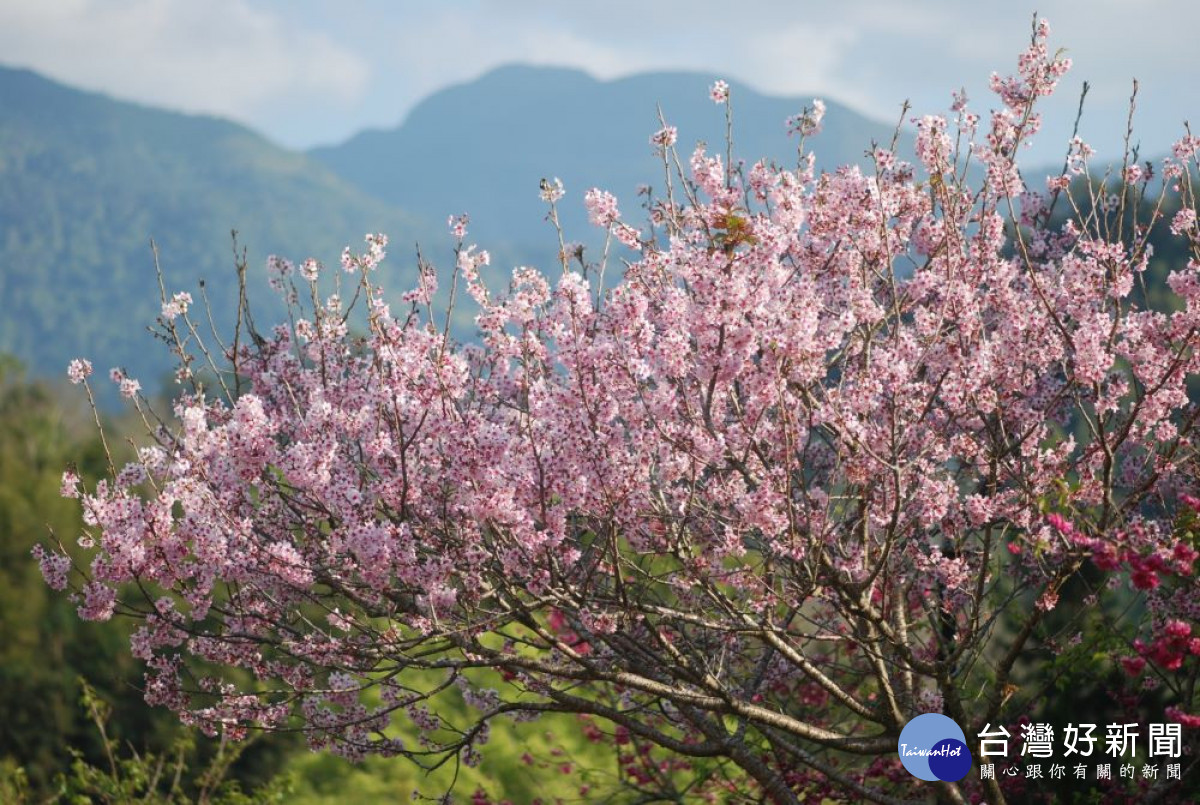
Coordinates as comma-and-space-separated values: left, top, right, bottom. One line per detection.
43, 19, 1200, 804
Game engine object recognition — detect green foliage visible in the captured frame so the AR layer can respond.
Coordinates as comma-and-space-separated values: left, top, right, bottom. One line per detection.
282, 668, 608, 803
283, 724, 584, 804
0, 681, 292, 805
0, 359, 300, 798
0, 357, 159, 792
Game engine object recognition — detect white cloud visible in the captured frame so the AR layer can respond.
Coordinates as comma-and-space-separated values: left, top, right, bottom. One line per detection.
0, 0, 369, 134
1, 0, 1196, 160
733, 23, 865, 105
371, 6, 870, 118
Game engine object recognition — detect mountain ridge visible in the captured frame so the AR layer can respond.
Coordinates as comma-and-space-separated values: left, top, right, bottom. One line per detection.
12, 61, 1111, 402
0, 64, 425, 401
310, 65, 917, 248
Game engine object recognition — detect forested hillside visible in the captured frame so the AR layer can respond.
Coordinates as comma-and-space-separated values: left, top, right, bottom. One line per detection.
0, 66, 423, 401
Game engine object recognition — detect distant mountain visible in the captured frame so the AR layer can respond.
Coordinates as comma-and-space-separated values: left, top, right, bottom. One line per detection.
311, 65, 916, 249
0, 64, 922, 400
0, 65, 423, 399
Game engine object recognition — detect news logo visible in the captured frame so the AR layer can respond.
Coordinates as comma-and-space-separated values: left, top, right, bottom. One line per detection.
897, 713, 973, 782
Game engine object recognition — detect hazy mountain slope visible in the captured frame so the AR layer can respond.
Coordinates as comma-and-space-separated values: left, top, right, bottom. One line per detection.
311, 66, 916, 248
0, 63, 927, 398
0, 65, 425, 397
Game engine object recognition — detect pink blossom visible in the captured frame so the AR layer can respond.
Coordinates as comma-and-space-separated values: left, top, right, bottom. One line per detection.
709, 79, 729, 104
67, 358, 93, 384
786, 99, 825, 138
584, 188, 620, 227
32, 545, 70, 590
1165, 620, 1191, 639
161, 291, 193, 321
1035, 590, 1059, 612
78, 581, 117, 621
1066, 136, 1095, 174
950, 88, 969, 113
339, 233, 388, 273
109, 367, 141, 399
649, 126, 677, 149
60, 469, 81, 498
300, 258, 321, 282
1120, 656, 1146, 676
539, 177, 564, 203
1172, 135, 1200, 162
1045, 513, 1075, 536
1165, 707, 1200, 728
1171, 208, 1196, 236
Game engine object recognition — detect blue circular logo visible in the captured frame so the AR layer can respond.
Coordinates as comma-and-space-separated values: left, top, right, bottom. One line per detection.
897, 713, 972, 782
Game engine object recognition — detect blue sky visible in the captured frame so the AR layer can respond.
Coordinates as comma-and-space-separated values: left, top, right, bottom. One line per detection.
1, 0, 1196, 166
